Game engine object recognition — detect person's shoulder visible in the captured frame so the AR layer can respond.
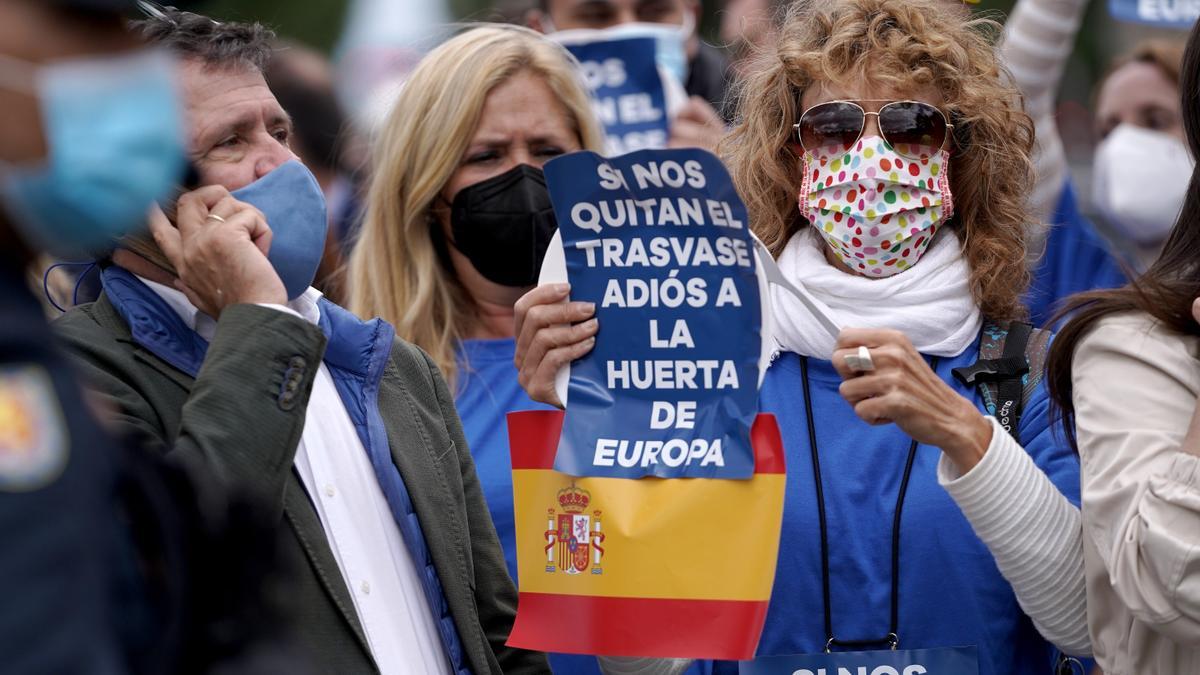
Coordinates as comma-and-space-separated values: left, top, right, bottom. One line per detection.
1078, 311, 1197, 362
52, 297, 130, 347
384, 334, 444, 392
1071, 311, 1200, 399
52, 301, 100, 331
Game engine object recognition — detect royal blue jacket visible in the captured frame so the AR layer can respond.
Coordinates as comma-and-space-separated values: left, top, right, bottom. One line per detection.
708, 336, 1081, 675
1026, 181, 1126, 327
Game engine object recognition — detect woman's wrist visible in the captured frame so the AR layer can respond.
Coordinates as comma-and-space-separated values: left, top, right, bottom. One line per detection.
941, 406, 994, 473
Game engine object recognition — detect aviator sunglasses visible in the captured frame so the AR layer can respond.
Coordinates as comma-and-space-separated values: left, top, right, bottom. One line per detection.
793, 100, 955, 160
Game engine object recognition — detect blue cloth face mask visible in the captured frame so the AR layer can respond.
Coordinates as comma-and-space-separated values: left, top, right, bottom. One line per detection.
0, 49, 187, 258
230, 160, 328, 300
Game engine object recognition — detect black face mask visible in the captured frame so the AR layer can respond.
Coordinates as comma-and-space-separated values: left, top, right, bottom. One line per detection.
449, 164, 557, 287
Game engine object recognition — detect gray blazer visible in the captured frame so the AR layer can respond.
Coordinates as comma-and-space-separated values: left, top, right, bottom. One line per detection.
55, 293, 548, 675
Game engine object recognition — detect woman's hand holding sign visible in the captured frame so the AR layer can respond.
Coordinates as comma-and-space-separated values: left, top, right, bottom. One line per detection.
514, 283, 598, 408
833, 328, 993, 473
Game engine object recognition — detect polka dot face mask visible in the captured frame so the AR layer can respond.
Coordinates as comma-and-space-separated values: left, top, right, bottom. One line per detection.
799, 135, 953, 278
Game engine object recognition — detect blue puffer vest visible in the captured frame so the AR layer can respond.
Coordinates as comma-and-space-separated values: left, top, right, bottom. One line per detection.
101, 266, 472, 675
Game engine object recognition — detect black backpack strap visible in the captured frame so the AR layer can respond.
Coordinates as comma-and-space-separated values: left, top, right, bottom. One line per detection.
952, 319, 1036, 439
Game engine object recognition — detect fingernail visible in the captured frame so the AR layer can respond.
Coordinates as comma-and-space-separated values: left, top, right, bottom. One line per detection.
584, 302, 596, 312
585, 337, 597, 346
554, 283, 570, 294
584, 318, 599, 330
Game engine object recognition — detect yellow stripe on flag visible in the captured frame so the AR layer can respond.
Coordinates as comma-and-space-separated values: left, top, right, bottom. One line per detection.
513, 469, 785, 602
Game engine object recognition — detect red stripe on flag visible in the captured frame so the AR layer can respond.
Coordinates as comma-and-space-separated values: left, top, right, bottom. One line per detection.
750, 414, 785, 474
507, 410, 785, 474
507, 409, 564, 470
507, 592, 769, 660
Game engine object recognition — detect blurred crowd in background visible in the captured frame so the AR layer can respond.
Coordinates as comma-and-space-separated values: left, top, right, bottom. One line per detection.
190, 0, 1183, 235
9, 0, 1200, 673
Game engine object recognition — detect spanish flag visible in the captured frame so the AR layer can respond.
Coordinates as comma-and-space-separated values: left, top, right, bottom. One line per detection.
506, 410, 786, 659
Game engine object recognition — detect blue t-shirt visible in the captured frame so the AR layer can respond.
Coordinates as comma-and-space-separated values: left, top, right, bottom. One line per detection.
455, 338, 556, 579
1026, 181, 1126, 327
708, 336, 1081, 675
455, 338, 604, 675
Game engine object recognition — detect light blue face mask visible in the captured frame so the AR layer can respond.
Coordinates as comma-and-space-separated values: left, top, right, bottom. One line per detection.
546, 13, 693, 86
230, 160, 328, 300
601, 16, 692, 86
0, 49, 187, 258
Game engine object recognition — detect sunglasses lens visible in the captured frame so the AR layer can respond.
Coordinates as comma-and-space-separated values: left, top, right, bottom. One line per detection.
879, 102, 947, 159
798, 102, 864, 157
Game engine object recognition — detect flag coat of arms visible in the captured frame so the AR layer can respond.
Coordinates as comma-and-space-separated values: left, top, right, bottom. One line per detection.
506, 409, 786, 659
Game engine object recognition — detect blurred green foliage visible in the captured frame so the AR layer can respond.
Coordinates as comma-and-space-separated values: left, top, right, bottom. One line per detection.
193, 0, 1031, 53
193, 0, 350, 52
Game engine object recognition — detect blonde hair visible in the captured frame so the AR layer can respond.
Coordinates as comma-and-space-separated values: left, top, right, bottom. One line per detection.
1108, 38, 1186, 89
722, 0, 1035, 321
348, 24, 604, 388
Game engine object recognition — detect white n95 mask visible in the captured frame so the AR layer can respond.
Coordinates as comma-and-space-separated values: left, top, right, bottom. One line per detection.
1092, 124, 1193, 245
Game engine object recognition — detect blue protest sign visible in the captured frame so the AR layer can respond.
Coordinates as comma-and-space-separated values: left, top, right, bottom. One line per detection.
1109, 0, 1199, 28
738, 646, 979, 675
564, 37, 670, 156
543, 148, 762, 479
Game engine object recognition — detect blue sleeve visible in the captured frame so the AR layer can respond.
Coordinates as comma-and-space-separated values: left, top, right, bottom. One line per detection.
1026, 181, 1127, 328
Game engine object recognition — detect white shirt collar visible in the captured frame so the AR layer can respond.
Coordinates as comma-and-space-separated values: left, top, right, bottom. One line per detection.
132, 273, 324, 342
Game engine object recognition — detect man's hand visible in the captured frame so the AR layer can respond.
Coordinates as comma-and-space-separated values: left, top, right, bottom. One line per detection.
668, 96, 726, 152
149, 185, 287, 317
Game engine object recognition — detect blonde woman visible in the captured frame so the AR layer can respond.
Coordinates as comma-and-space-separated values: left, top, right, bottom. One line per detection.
349, 25, 610, 674
514, 1, 1090, 672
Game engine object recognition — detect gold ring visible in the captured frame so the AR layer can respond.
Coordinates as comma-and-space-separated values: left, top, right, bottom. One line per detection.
205, 213, 227, 223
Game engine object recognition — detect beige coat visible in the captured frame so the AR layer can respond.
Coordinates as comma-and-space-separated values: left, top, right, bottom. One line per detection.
1073, 312, 1200, 674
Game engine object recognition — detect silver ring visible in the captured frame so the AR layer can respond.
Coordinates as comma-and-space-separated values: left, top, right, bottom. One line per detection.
205, 213, 227, 223
845, 345, 875, 372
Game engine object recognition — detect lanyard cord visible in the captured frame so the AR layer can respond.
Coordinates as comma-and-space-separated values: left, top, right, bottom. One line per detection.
799, 355, 940, 652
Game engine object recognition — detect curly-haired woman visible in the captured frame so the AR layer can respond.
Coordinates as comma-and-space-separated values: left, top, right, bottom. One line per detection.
513, 1, 1089, 672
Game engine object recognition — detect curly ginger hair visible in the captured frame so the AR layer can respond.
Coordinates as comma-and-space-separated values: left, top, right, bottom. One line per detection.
722, 0, 1036, 321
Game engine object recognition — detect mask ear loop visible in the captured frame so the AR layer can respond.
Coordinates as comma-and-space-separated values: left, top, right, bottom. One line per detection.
940, 114, 961, 221
938, 149, 954, 222
41, 260, 95, 313
798, 150, 815, 214
72, 262, 97, 307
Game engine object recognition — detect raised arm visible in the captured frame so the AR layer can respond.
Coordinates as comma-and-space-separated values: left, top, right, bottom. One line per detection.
1001, 0, 1091, 227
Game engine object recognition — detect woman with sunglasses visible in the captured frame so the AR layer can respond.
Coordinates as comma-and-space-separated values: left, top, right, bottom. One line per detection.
514, 1, 1089, 673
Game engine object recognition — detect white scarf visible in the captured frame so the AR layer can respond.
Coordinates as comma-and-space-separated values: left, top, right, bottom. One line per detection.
770, 227, 982, 359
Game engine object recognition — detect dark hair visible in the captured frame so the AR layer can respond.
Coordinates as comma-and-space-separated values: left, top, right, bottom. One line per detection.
1046, 20, 1200, 450
264, 43, 349, 174
131, 5, 275, 71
